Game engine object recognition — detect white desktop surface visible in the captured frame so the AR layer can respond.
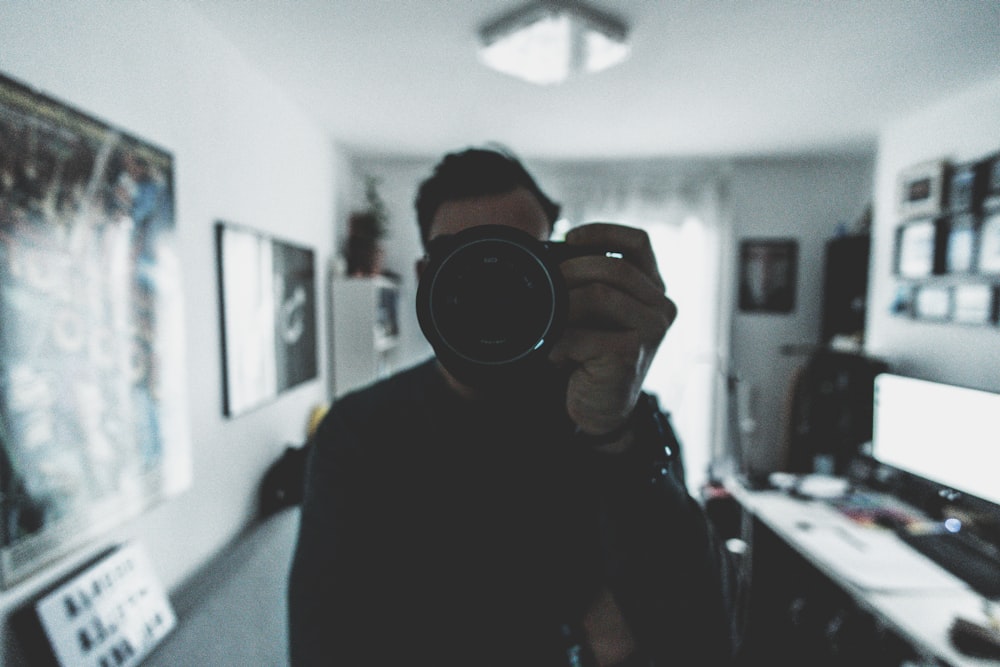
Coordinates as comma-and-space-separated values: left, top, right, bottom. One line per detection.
729, 482, 999, 666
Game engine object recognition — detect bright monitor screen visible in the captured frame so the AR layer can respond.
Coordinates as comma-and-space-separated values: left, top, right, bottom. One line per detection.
872, 373, 1000, 506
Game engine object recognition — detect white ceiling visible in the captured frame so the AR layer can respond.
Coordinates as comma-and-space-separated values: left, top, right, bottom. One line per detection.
192, 0, 1000, 160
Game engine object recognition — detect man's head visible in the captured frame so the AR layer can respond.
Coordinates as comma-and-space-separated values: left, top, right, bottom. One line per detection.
414, 147, 565, 397
414, 146, 561, 248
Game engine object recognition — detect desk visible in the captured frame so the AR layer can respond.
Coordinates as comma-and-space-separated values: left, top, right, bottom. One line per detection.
729, 481, 998, 666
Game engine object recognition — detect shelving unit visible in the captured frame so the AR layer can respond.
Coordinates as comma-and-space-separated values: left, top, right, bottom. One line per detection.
330, 275, 400, 398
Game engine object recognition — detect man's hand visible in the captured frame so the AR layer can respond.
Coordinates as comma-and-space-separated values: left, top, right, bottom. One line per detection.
549, 223, 677, 449
584, 586, 637, 666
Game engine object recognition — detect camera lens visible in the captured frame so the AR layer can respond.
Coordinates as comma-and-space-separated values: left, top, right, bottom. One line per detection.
416, 225, 570, 386
427, 236, 556, 364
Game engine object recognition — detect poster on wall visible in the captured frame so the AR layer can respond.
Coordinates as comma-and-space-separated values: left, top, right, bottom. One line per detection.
0, 74, 191, 587
216, 222, 318, 417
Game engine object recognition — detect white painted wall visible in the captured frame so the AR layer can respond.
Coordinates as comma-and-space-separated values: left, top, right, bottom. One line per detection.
0, 2, 339, 661
727, 156, 875, 474
866, 77, 1000, 393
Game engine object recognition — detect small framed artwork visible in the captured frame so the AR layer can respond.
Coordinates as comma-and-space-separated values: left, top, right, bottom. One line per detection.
895, 218, 947, 278
952, 283, 997, 325
216, 222, 318, 417
978, 211, 1000, 275
945, 213, 979, 275
914, 285, 952, 321
738, 239, 798, 313
897, 160, 948, 220
982, 153, 1000, 212
948, 162, 981, 214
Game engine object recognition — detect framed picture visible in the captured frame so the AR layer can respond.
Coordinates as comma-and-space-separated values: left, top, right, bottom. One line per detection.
216, 222, 318, 417
897, 160, 948, 221
977, 211, 1000, 275
895, 219, 946, 278
945, 213, 978, 275
947, 162, 981, 214
914, 285, 952, 321
738, 239, 797, 313
982, 152, 1000, 212
0, 74, 190, 587
952, 283, 996, 325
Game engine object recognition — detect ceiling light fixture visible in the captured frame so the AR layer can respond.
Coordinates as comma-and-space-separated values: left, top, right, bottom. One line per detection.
478, 0, 630, 86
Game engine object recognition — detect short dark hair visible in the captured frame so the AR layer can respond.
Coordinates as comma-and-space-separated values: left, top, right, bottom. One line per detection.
414, 146, 561, 248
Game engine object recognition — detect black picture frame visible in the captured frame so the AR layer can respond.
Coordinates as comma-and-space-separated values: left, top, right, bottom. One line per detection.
738, 239, 798, 313
982, 152, 1000, 212
215, 222, 318, 417
947, 162, 983, 215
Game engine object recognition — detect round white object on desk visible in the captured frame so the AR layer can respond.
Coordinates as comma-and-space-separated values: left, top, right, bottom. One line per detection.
795, 474, 850, 499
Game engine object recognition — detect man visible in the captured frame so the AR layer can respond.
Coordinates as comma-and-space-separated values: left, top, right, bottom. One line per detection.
289, 147, 737, 666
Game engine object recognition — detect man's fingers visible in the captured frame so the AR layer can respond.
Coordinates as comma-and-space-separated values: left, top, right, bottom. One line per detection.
566, 282, 676, 335
561, 254, 667, 309
550, 327, 641, 365
565, 223, 665, 293
548, 328, 649, 433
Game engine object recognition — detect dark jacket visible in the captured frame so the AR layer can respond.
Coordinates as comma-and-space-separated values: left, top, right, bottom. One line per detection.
288, 359, 737, 666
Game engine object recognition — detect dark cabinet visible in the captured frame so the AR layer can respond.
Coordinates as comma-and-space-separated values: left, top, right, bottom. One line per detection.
820, 234, 870, 345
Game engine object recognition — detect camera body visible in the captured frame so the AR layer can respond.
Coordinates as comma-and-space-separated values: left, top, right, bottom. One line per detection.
416, 225, 605, 387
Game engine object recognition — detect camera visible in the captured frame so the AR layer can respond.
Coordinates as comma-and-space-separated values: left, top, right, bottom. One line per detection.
416, 224, 610, 387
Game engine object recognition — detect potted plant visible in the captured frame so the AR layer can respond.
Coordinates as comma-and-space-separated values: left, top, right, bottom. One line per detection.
345, 175, 388, 276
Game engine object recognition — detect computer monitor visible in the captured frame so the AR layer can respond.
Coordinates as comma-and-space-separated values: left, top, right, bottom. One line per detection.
871, 373, 1000, 507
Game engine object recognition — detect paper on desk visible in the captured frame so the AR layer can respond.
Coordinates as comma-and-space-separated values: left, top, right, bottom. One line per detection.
746, 493, 968, 593
790, 522, 967, 592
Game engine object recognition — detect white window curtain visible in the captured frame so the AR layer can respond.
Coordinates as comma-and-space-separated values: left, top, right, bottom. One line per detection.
540, 161, 733, 495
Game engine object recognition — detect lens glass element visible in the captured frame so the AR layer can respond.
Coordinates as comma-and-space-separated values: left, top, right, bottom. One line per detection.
428, 238, 555, 364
